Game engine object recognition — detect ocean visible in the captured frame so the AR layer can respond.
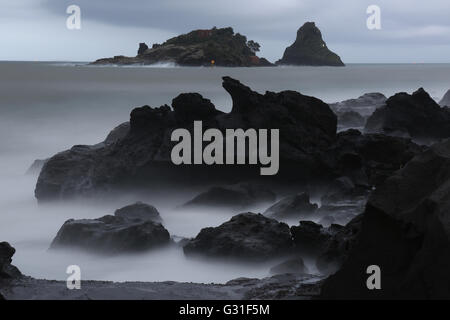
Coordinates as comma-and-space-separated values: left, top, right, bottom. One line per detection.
0, 61, 449, 283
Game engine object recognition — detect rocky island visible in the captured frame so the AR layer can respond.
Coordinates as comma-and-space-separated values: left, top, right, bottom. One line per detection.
91, 27, 273, 67
277, 22, 345, 66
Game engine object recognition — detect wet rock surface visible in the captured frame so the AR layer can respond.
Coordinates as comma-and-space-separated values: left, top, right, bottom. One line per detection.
183, 213, 293, 261
114, 201, 162, 223
50, 204, 170, 254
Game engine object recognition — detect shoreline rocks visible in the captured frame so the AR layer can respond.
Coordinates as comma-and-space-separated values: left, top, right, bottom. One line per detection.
35, 76, 340, 201
35, 77, 425, 202
365, 88, 450, 143
277, 22, 344, 66
320, 139, 450, 299
50, 203, 170, 254
183, 213, 293, 261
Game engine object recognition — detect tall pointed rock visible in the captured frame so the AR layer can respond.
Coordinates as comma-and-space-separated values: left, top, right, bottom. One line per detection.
277, 22, 344, 66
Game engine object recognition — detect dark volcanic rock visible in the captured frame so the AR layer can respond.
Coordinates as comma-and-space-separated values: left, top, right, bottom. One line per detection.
137, 42, 149, 55
365, 88, 450, 142
0, 242, 22, 279
50, 206, 170, 253
321, 139, 450, 299
183, 213, 293, 261
35, 77, 423, 202
290, 221, 342, 256
35, 76, 339, 201
277, 22, 344, 66
263, 193, 318, 219
114, 202, 162, 223
439, 89, 450, 107
325, 129, 425, 187
321, 176, 369, 205
92, 27, 274, 67
270, 258, 309, 275
316, 214, 363, 274
184, 183, 276, 209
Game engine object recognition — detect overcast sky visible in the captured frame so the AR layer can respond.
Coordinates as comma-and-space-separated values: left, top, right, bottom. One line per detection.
1, 0, 450, 63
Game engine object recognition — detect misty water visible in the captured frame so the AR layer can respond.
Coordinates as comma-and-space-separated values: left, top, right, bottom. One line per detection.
1, 61, 450, 283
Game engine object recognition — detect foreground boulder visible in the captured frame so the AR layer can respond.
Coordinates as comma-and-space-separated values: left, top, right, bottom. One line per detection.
263, 193, 317, 219
321, 139, 450, 299
0, 242, 22, 279
365, 88, 450, 142
92, 27, 273, 67
50, 205, 170, 254
183, 213, 293, 261
184, 183, 275, 209
277, 22, 344, 66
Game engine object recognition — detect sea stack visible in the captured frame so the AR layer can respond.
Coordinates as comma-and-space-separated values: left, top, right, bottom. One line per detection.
277, 22, 344, 66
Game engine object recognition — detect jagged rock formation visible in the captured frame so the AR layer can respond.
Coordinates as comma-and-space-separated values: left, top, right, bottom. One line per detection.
35, 76, 339, 201
183, 213, 293, 261
92, 27, 273, 67
365, 88, 450, 142
35, 77, 422, 202
50, 204, 170, 254
183, 182, 276, 209
277, 22, 344, 66
320, 139, 450, 299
